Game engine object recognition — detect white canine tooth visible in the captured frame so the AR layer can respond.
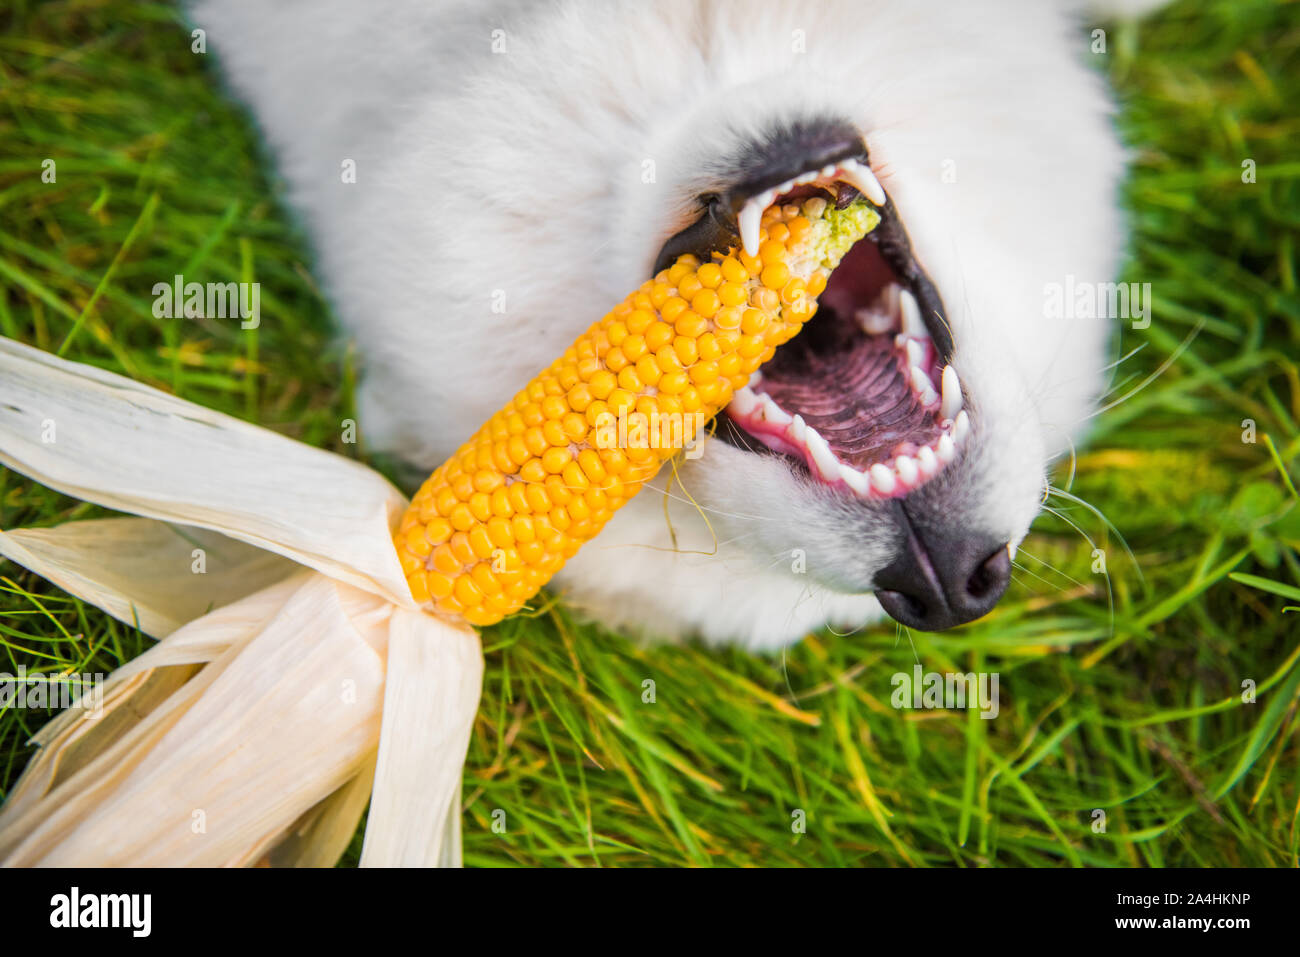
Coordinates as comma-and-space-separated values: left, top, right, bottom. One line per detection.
796, 171, 815, 184
906, 339, 925, 368
855, 308, 895, 336
821, 164, 838, 178
937, 434, 956, 464
748, 370, 763, 386
940, 365, 962, 421
953, 410, 970, 443
899, 288, 926, 339
807, 428, 840, 481
917, 446, 938, 475
895, 455, 918, 485
839, 158, 887, 206
738, 200, 763, 258
759, 393, 793, 426
729, 387, 758, 417
869, 464, 897, 494
884, 282, 901, 317
791, 414, 808, 442
840, 464, 870, 495
910, 366, 934, 396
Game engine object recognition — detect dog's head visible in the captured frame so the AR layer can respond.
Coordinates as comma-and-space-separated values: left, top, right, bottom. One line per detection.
323, 0, 1125, 647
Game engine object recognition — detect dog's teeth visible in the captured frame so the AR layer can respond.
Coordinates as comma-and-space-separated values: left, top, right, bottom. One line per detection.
910, 365, 934, 397
895, 455, 918, 485
855, 307, 895, 335
953, 410, 971, 443
729, 386, 759, 418
900, 288, 926, 339
759, 392, 793, 426
801, 197, 827, 220
806, 428, 840, 481
791, 413, 807, 442
839, 158, 887, 207
940, 365, 962, 420
751, 188, 776, 216
748, 370, 763, 386
869, 464, 897, 494
936, 434, 956, 464
906, 339, 926, 368
796, 171, 816, 185
884, 282, 901, 316
821, 164, 838, 179
738, 200, 763, 257
840, 464, 869, 495
917, 445, 938, 476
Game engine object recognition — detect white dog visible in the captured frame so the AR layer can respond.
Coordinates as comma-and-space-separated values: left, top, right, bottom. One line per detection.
190, 0, 1140, 649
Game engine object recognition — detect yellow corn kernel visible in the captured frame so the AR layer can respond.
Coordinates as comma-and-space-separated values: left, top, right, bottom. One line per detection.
393, 198, 878, 625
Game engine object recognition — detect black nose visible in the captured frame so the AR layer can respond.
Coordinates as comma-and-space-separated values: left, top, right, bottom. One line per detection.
874, 527, 1011, 631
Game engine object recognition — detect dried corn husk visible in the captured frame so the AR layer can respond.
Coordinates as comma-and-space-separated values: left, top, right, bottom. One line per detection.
0, 338, 481, 866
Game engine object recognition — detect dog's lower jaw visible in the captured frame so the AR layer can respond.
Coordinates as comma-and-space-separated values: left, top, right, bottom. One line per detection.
552, 489, 890, 651
543, 439, 898, 650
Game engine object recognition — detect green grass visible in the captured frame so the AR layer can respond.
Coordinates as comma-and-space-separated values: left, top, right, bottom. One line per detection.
1, 0, 1298, 867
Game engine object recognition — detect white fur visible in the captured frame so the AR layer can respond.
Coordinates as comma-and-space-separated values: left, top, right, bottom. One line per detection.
191, 0, 1127, 650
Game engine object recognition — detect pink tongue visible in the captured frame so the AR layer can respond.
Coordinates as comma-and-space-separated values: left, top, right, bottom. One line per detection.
755, 333, 941, 470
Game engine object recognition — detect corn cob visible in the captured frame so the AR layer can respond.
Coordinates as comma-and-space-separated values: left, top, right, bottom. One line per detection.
394, 198, 879, 626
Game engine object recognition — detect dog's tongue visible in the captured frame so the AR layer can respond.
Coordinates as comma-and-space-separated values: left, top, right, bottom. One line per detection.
755, 314, 942, 470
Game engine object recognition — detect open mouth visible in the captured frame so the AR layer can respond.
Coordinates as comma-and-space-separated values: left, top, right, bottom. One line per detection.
657, 149, 966, 499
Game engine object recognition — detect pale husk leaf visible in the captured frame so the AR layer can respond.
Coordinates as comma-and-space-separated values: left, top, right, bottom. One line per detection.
0, 572, 388, 866
264, 755, 377, 868
0, 337, 412, 605
359, 610, 482, 867
0, 569, 310, 833
0, 665, 198, 833
0, 517, 298, 639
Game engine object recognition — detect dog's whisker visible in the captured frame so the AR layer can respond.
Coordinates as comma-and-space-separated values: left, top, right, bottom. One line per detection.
1014, 546, 1088, 590
1009, 570, 1042, 595
1010, 561, 1061, 594
642, 481, 777, 522
1041, 503, 1116, 638
1046, 485, 1144, 587
1080, 318, 1206, 422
